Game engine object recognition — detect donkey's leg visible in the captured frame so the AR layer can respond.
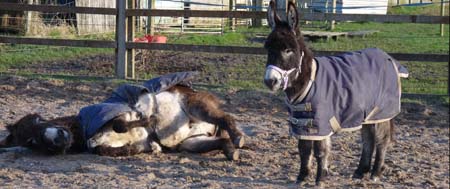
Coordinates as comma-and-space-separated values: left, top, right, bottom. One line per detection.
0, 135, 14, 148
371, 120, 392, 181
353, 124, 376, 179
178, 135, 238, 161
313, 138, 331, 185
112, 116, 157, 133
296, 139, 313, 184
185, 92, 244, 148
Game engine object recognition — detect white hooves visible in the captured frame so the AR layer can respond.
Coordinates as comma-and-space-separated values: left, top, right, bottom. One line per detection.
234, 136, 245, 148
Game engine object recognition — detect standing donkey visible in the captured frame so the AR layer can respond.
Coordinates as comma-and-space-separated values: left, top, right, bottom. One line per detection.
263, 1, 409, 186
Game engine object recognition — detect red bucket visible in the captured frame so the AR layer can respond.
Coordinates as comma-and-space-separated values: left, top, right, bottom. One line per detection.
134, 35, 167, 43
145, 35, 167, 43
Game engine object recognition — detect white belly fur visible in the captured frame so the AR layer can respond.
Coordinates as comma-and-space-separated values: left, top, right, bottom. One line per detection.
155, 91, 216, 148
88, 127, 149, 148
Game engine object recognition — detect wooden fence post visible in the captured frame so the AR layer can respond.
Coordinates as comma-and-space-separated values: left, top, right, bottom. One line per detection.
147, 0, 155, 35
229, 0, 235, 31
26, 0, 33, 35
440, 0, 445, 37
277, 0, 287, 20
252, 0, 262, 27
116, 0, 126, 79
330, 0, 336, 30
127, 0, 136, 79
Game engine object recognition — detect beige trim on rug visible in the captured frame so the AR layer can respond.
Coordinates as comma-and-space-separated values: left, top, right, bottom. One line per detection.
329, 116, 342, 133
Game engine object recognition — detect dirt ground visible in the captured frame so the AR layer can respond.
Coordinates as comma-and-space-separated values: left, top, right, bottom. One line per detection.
0, 53, 448, 188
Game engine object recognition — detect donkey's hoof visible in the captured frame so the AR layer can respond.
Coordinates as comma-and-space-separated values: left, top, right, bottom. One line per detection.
370, 176, 380, 182
352, 170, 366, 179
296, 174, 311, 185
316, 181, 325, 187
226, 150, 239, 161
150, 141, 162, 154
233, 136, 245, 148
370, 173, 383, 182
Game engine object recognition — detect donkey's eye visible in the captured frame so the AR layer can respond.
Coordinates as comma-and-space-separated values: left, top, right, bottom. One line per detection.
284, 49, 294, 55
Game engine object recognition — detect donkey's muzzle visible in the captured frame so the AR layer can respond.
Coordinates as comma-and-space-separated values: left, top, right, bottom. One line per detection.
264, 78, 279, 91
264, 68, 283, 91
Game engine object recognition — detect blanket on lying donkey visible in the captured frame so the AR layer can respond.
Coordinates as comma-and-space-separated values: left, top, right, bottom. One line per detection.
287, 48, 409, 140
78, 72, 197, 140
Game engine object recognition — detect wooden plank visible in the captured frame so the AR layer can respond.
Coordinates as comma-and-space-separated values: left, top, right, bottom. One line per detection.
0, 3, 447, 24
303, 13, 450, 24
388, 53, 449, 62
315, 51, 449, 62
126, 42, 266, 54
0, 37, 116, 48
0, 2, 116, 15
126, 9, 449, 24
126, 42, 449, 62
116, 0, 127, 79
0, 36, 447, 62
126, 9, 266, 18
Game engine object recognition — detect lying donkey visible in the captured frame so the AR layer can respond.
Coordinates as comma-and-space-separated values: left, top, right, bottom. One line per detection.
0, 113, 146, 155
263, 1, 408, 185
0, 72, 245, 160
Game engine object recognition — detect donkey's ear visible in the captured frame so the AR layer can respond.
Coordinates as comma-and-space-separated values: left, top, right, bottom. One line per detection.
267, 0, 280, 30
287, 1, 299, 31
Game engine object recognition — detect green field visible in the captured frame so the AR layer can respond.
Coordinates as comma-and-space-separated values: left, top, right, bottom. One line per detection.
388, 3, 449, 16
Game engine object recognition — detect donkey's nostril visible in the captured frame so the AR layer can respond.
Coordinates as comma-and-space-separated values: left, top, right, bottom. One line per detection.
58, 129, 64, 136
264, 78, 277, 87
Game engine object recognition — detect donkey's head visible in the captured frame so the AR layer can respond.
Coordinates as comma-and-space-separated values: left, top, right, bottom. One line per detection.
6, 114, 73, 154
264, 0, 312, 92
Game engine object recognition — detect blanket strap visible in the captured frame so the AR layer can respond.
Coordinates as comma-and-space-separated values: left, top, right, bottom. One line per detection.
287, 102, 312, 112
288, 117, 313, 127
329, 116, 342, 133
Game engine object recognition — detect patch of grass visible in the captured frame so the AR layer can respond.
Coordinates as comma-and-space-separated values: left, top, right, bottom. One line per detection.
166, 26, 268, 47
401, 61, 448, 95
0, 45, 113, 72
0, 72, 128, 85
225, 79, 265, 90
79, 32, 115, 41
388, 3, 449, 16
165, 22, 449, 55
314, 22, 449, 54
402, 95, 449, 108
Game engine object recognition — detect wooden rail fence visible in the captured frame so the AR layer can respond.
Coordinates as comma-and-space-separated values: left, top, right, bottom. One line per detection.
0, 2, 448, 81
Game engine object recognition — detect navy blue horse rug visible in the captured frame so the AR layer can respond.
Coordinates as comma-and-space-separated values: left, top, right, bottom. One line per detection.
78, 72, 197, 141
288, 48, 409, 140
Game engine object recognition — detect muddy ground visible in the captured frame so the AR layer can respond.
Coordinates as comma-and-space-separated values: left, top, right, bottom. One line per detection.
0, 53, 448, 188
